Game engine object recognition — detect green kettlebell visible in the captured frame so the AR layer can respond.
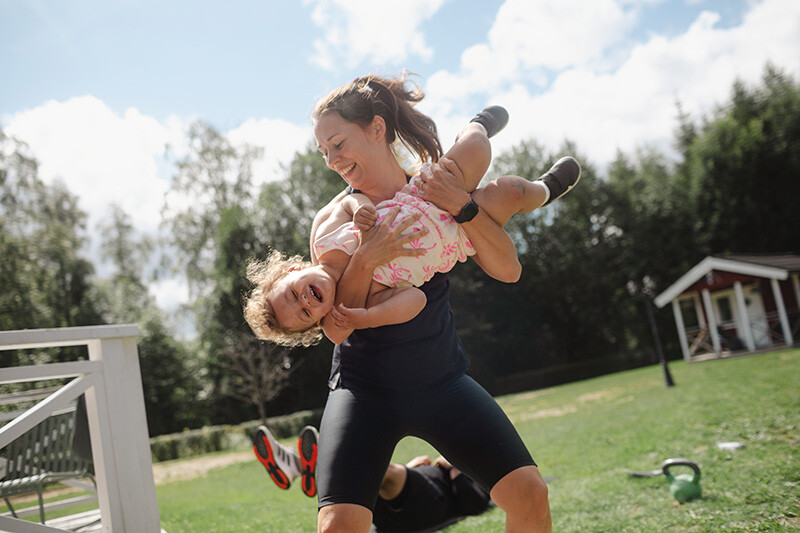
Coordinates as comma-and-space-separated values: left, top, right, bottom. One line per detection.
662, 458, 702, 503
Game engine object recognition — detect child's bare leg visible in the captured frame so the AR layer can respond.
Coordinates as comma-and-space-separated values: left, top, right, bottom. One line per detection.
472, 157, 581, 226
443, 106, 510, 193
443, 123, 491, 193
472, 177, 548, 226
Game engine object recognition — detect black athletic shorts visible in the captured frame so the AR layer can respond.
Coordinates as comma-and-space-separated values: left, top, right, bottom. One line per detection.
316, 373, 535, 511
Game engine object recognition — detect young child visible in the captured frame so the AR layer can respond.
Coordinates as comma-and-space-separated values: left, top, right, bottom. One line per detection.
243, 104, 580, 347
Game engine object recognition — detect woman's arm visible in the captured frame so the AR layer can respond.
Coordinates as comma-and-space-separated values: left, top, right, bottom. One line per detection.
420, 158, 522, 283
328, 285, 427, 330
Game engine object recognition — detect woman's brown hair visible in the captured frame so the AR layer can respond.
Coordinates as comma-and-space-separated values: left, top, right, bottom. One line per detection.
312, 72, 443, 164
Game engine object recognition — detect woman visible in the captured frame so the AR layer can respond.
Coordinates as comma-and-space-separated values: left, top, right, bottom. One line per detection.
310, 73, 554, 532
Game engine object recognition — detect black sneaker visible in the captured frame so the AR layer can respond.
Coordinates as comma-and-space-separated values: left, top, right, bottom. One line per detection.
297, 425, 319, 498
253, 425, 299, 490
470, 105, 509, 138
538, 156, 581, 206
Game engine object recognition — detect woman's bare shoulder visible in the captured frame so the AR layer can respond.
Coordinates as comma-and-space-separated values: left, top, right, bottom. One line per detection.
312, 190, 349, 227
310, 189, 350, 263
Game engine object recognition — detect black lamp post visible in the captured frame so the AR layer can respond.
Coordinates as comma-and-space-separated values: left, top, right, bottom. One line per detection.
627, 276, 675, 387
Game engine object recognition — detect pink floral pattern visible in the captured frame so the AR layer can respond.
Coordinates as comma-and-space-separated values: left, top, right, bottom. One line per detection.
314, 170, 475, 288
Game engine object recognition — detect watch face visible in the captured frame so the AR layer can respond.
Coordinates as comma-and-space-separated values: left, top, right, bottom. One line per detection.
455, 199, 479, 223
464, 201, 479, 219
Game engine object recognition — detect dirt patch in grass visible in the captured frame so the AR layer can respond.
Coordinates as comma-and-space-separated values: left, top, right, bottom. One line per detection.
577, 387, 623, 403
519, 406, 578, 420
7, 450, 257, 507
152, 450, 254, 484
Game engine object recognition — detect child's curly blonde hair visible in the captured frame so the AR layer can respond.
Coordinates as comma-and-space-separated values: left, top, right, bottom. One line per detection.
243, 250, 324, 347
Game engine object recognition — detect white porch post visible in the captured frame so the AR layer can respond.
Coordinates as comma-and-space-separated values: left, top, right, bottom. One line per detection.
733, 281, 756, 351
770, 278, 794, 346
694, 295, 706, 328
671, 299, 691, 361
87, 335, 161, 532
701, 289, 722, 355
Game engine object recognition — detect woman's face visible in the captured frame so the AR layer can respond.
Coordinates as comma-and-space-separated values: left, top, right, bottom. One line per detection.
314, 110, 386, 191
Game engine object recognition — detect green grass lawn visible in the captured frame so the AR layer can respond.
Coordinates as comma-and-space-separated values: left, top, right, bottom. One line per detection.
157, 348, 798, 532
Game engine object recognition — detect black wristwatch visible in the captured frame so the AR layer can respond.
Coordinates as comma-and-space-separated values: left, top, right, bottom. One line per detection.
453, 198, 479, 223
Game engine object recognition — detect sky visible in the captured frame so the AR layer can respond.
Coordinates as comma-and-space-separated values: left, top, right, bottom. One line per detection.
2, 0, 799, 316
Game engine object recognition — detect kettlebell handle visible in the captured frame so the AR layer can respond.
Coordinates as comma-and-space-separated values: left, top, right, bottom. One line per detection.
662, 458, 701, 480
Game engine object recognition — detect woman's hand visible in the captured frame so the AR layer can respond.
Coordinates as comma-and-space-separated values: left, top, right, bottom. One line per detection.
415, 157, 522, 283
415, 157, 471, 215
354, 204, 428, 271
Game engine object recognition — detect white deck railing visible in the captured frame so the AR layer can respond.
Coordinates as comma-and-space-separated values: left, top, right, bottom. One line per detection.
0, 325, 161, 532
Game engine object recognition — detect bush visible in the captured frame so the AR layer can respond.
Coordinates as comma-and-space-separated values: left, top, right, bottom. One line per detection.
149, 409, 322, 463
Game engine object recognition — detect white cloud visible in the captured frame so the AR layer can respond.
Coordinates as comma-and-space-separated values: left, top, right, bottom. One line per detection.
5, 97, 184, 237
227, 118, 312, 186
424, 0, 634, 110
305, 0, 448, 69
490, 0, 634, 71
425, 0, 800, 170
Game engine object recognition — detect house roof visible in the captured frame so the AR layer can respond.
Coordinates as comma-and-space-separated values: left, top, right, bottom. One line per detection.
653, 254, 800, 309
721, 254, 800, 271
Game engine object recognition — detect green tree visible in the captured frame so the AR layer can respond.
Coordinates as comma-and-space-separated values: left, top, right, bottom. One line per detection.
93, 205, 204, 435
162, 125, 339, 423
0, 129, 102, 367
680, 64, 800, 254
161, 121, 264, 423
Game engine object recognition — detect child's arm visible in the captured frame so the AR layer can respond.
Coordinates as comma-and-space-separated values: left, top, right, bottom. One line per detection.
315, 205, 428, 345
314, 193, 375, 241
328, 284, 427, 330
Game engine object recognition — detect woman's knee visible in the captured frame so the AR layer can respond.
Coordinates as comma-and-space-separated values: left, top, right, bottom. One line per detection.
491, 465, 550, 518
318, 503, 373, 533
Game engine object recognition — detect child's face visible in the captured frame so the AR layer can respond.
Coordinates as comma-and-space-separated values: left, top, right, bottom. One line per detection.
270, 265, 336, 332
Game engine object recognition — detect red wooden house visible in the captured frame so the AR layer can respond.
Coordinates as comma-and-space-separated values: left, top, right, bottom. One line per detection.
654, 254, 800, 361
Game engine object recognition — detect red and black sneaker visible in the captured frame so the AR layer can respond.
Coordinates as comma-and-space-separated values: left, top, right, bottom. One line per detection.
297, 425, 319, 498
253, 425, 299, 490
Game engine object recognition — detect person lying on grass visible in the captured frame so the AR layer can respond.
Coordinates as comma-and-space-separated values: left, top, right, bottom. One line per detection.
254, 424, 493, 532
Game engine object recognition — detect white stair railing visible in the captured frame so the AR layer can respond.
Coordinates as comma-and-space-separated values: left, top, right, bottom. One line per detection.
0, 325, 161, 532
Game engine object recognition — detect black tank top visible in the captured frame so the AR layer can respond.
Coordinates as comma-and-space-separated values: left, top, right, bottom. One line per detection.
328, 186, 469, 393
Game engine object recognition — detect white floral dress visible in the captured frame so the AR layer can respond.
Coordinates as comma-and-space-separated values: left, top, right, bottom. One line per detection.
314, 169, 475, 288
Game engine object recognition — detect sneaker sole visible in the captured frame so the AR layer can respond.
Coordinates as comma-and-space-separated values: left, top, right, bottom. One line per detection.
297, 427, 318, 498
253, 428, 291, 490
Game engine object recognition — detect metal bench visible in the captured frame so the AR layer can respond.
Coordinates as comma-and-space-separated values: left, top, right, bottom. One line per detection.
1, 401, 96, 524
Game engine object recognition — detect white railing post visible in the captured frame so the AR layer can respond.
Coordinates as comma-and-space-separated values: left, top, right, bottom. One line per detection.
86, 335, 161, 532
0, 325, 162, 532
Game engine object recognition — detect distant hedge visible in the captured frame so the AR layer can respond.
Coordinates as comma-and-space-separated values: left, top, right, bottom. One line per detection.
149, 409, 323, 463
